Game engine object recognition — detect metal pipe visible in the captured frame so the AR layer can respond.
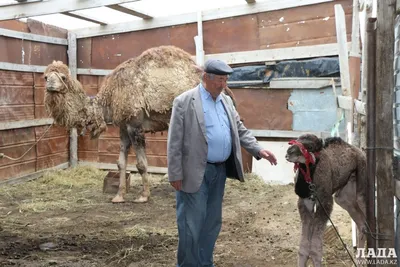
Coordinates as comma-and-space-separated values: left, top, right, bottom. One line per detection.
366, 17, 377, 266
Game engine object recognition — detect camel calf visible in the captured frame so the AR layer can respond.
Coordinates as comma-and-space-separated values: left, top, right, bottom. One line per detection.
285, 134, 367, 267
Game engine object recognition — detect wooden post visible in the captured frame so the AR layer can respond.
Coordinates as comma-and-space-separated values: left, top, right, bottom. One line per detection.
194, 10, 204, 67
375, 0, 395, 259
68, 32, 78, 167
366, 17, 377, 265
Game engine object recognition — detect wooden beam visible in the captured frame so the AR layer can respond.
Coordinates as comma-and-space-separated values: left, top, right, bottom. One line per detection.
205, 42, 349, 65
375, 0, 395, 253
72, 0, 333, 38
0, 0, 42, 8
0, 162, 68, 186
0, 0, 141, 21
68, 32, 78, 168
249, 129, 331, 138
0, 28, 67, 45
106, 4, 153, 19
194, 11, 204, 66
335, 4, 351, 96
0, 118, 53, 130
61, 12, 108, 25
268, 77, 340, 89
0, 62, 46, 73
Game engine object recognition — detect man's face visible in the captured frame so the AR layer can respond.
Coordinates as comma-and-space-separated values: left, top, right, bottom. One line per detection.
205, 73, 228, 92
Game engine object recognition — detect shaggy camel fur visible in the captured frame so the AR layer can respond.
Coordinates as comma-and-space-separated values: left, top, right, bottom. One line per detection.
44, 45, 238, 203
285, 134, 367, 267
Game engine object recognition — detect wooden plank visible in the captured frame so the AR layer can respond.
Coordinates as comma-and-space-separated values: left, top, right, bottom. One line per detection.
203, 14, 259, 54
36, 136, 69, 157
99, 154, 168, 167
90, 27, 170, 69
0, 86, 34, 105
0, 28, 67, 45
36, 151, 68, 170
0, 0, 141, 21
72, 0, 334, 38
35, 125, 67, 139
0, 142, 37, 166
0, 105, 34, 122
98, 138, 167, 155
78, 134, 99, 151
269, 78, 340, 89
79, 161, 168, 174
375, 0, 396, 252
0, 162, 68, 186
249, 129, 328, 138
0, 118, 53, 130
61, 12, 108, 26
169, 23, 197, 55
0, 62, 46, 73
0, 127, 35, 146
34, 105, 50, 119
0, 159, 36, 181
195, 11, 204, 66
106, 4, 153, 19
68, 32, 78, 168
77, 75, 98, 96
78, 151, 99, 162
334, 4, 351, 96
204, 42, 350, 64
34, 87, 45, 105
0, 70, 33, 85
258, 13, 352, 48
77, 38, 92, 68
233, 89, 293, 130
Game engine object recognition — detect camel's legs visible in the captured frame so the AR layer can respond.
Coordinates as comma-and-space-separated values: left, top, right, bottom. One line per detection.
297, 198, 315, 267
334, 177, 367, 251
128, 125, 150, 203
112, 125, 131, 203
308, 193, 333, 267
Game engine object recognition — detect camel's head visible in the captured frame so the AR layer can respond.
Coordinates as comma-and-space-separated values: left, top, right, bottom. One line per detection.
285, 134, 323, 163
44, 61, 71, 94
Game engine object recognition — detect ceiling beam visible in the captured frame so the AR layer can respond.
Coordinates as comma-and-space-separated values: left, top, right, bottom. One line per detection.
107, 4, 153, 19
61, 12, 108, 25
72, 0, 333, 38
0, 0, 140, 21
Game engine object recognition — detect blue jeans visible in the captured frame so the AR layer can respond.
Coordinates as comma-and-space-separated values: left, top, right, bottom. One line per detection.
175, 163, 227, 267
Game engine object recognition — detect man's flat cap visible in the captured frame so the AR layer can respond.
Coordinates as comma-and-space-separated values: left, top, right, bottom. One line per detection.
204, 59, 233, 75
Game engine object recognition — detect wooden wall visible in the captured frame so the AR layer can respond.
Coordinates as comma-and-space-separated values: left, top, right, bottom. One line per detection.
76, 0, 353, 171
0, 20, 69, 181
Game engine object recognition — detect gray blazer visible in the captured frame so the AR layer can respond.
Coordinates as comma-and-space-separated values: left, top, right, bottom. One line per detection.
167, 85, 263, 193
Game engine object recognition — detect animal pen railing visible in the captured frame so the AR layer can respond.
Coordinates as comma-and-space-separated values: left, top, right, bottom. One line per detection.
0, 0, 357, 185
0, 0, 399, 257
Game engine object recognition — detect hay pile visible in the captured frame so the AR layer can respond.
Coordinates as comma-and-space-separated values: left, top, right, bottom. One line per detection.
96, 45, 202, 124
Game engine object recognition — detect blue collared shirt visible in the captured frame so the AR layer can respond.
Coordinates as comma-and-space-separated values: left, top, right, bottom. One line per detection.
199, 83, 232, 163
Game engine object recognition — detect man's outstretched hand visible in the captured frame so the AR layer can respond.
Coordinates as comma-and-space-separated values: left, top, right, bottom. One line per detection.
170, 180, 182, 191
259, 149, 278, 165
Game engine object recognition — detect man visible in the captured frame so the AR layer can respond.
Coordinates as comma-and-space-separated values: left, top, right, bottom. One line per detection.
167, 59, 278, 267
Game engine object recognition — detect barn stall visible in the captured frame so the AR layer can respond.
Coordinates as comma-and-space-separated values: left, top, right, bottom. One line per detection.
0, 0, 396, 266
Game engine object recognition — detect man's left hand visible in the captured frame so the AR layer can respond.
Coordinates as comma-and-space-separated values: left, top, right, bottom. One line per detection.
258, 149, 277, 165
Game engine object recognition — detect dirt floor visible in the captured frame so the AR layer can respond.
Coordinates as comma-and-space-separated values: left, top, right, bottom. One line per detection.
0, 166, 356, 267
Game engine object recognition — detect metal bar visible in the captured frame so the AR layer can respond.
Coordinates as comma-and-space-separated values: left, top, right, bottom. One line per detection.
0, 28, 67, 45
0, 118, 53, 130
